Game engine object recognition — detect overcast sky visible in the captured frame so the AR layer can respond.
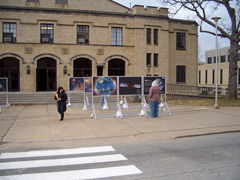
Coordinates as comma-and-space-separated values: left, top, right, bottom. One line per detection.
113, 0, 230, 62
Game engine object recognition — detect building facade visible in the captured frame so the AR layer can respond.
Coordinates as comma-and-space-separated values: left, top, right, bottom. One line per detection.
0, 0, 198, 92
198, 46, 240, 89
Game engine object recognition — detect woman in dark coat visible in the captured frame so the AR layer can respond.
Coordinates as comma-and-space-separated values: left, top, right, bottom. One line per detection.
54, 87, 68, 121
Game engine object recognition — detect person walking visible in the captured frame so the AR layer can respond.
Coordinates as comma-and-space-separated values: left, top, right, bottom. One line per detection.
54, 87, 68, 121
148, 80, 161, 118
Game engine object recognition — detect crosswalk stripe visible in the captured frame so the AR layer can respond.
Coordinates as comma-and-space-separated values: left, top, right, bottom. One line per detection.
0, 146, 115, 159
0, 165, 142, 180
0, 154, 127, 170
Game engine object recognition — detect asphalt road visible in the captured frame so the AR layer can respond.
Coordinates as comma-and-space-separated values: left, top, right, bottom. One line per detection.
0, 133, 240, 180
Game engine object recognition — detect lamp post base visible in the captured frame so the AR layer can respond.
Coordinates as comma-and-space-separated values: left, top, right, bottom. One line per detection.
214, 104, 220, 109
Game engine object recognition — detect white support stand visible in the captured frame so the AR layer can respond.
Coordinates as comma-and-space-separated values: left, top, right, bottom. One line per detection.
139, 102, 148, 117
6, 96, 10, 108
122, 96, 129, 109
143, 96, 149, 109
86, 94, 90, 107
82, 98, 88, 111
67, 95, 71, 107
119, 96, 123, 105
159, 95, 171, 116
116, 103, 123, 119
103, 96, 109, 110
90, 104, 97, 120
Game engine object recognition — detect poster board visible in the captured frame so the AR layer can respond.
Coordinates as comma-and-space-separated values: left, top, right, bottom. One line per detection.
85, 77, 92, 93
144, 76, 166, 95
69, 77, 84, 91
0, 78, 7, 92
119, 76, 142, 95
93, 76, 117, 96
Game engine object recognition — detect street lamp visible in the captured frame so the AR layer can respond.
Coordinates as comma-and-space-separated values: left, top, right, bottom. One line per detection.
212, 17, 221, 109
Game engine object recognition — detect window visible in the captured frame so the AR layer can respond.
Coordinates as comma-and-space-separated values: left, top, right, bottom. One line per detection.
207, 57, 212, 64
108, 59, 125, 76
220, 69, 223, 84
77, 25, 89, 45
154, 54, 158, 67
214, 57, 216, 63
97, 66, 103, 76
27, 0, 39, 2
111, 27, 122, 46
154, 29, 158, 45
199, 70, 201, 84
56, 0, 68, 4
221, 55, 226, 63
228, 55, 230, 62
3, 22, 16, 43
146, 28, 151, 44
146, 53, 151, 67
205, 70, 208, 84
40, 24, 54, 43
176, 66, 186, 83
176, 32, 186, 50
238, 53, 240, 61
212, 69, 215, 84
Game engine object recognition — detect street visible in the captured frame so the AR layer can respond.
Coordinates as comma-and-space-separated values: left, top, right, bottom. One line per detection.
0, 133, 240, 180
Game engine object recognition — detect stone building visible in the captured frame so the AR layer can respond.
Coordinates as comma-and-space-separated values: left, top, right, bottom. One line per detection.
198, 46, 240, 89
0, 0, 198, 92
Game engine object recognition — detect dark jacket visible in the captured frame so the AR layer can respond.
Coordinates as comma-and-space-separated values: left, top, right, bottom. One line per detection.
54, 90, 68, 104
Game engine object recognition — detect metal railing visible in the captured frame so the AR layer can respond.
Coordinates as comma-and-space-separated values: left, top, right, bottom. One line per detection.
166, 84, 226, 96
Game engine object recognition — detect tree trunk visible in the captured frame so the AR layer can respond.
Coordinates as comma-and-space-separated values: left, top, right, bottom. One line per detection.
227, 39, 238, 100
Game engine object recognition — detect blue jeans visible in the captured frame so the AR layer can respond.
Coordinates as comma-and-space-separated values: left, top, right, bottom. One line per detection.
57, 103, 66, 119
150, 101, 159, 118
100, 96, 104, 106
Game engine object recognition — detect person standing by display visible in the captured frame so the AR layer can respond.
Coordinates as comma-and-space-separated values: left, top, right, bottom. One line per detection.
54, 87, 68, 121
148, 81, 161, 118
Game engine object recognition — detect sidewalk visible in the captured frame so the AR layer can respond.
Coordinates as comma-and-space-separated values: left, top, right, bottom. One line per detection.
0, 104, 240, 152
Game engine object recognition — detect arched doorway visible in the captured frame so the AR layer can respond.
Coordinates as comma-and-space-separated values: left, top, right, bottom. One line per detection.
0, 57, 20, 91
36, 58, 56, 91
73, 58, 92, 77
108, 59, 125, 76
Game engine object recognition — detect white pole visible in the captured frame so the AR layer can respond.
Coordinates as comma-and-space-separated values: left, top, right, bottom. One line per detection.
212, 17, 221, 109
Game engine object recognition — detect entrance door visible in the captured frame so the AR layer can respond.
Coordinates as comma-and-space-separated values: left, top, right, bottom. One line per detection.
36, 58, 56, 91
0, 58, 20, 91
108, 59, 125, 76
74, 58, 92, 77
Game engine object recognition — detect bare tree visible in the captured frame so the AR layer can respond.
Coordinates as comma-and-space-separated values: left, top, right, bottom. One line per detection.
159, 0, 240, 100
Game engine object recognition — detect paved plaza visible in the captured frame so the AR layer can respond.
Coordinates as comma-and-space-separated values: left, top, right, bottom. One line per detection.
0, 104, 240, 152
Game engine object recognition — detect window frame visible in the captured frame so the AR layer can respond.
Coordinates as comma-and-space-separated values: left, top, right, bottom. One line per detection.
212, 69, 215, 84
176, 32, 186, 50
77, 25, 89, 45
205, 70, 208, 84
55, 0, 68, 4
176, 66, 186, 83
111, 27, 122, 46
146, 53, 151, 67
154, 53, 158, 67
154, 29, 158, 45
146, 28, 151, 45
2, 22, 17, 43
40, 24, 54, 44
207, 57, 212, 64
220, 55, 226, 63
220, 69, 223, 84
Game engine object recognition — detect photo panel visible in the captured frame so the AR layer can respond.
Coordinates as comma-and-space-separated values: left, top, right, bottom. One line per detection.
119, 77, 142, 95
93, 77, 117, 96
85, 77, 92, 93
144, 76, 166, 95
69, 77, 84, 91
